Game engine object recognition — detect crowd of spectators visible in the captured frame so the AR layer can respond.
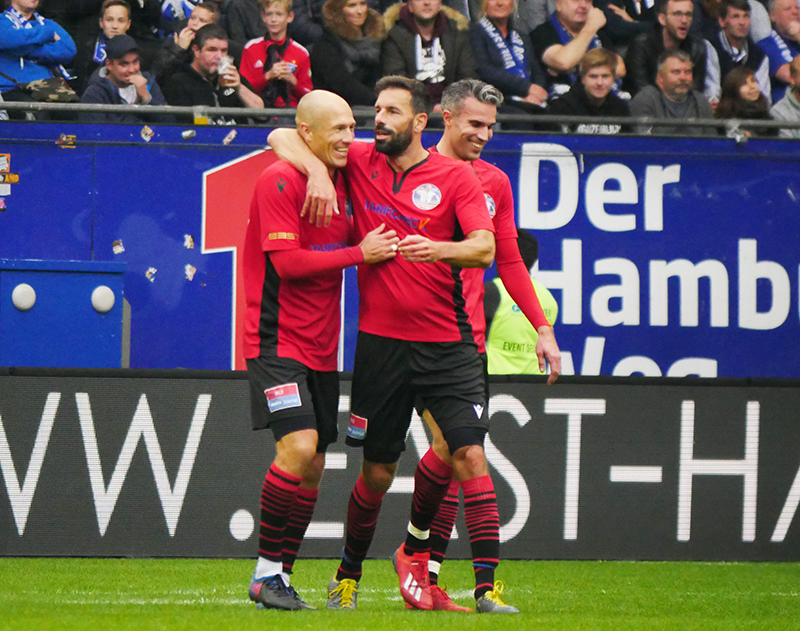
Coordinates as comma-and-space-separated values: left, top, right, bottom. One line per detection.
2, 0, 800, 134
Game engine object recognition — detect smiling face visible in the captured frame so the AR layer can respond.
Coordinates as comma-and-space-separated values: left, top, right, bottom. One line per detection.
738, 72, 760, 101
100, 4, 131, 39
343, 0, 368, 28
442, 96, 496, 161
106, 51, 140, 87
306, 107, 356, 171
374, 88, 418, 156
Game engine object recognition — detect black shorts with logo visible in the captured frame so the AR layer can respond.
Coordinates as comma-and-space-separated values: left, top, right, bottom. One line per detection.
246, 355, 339, 452
348, 332, 489, 464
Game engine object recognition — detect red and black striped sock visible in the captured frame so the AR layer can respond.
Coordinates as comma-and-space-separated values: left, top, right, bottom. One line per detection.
462, 475, 500, 600
404, 448, 454, 555
258, 464, 301, 568
428, 479, 460, 585
336, 474, 385, 582
281, 485, 318, 575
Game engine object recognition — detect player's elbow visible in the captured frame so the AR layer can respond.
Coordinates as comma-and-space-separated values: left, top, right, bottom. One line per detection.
475, 234, 495, 269
267, 127, 292, 154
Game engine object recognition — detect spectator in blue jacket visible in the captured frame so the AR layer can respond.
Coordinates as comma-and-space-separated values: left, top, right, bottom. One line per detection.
0, 0, 76, 114
80, 34, 174, 123
469, 0, 548, 111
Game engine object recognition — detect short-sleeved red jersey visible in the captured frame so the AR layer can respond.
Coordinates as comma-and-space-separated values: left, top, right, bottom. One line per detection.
242, 161, 356, 370
344, 141, 494, 343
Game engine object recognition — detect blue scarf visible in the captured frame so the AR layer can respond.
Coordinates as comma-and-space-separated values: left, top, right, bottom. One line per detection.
93, 35, 108, 64
479, 16, 528, 80
767, 29, 799, 64
4, 6, 70, 80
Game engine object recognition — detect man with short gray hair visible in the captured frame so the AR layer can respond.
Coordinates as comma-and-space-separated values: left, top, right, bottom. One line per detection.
407, 77, 560, 613
630, 48, 715, 133
770, 53, 800, 136
756, 0, 800, 102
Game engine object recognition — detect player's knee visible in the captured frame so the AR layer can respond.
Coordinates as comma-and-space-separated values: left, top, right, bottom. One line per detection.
302, 453, 326, 487
362, 460, 397, 493
452, 444, 488, 478
276, 429, 319, 471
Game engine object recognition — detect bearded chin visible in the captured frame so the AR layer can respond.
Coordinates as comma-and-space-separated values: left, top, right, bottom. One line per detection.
375, 125, 413, 156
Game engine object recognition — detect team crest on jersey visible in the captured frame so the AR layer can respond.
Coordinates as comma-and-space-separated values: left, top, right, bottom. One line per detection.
412, 183, 442, 211
484, 193, 496, 218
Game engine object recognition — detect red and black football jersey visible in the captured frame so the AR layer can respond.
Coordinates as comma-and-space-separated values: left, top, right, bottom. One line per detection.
242, 162, 357, 370
344, 141, 494, 343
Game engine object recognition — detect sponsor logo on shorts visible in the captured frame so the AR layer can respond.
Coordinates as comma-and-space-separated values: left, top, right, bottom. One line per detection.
484, 193, 496, 218
347, 413, 368, 441
264, 383, 302, 412
412, 183, 441, 211
473, 404, 484, 418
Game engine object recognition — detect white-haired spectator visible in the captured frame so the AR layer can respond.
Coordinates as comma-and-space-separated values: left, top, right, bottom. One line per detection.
770, 52, 800, 136
756, 0, 800, 103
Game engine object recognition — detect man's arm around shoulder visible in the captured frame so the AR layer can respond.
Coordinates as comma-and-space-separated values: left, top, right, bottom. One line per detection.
267, 127, 339, 226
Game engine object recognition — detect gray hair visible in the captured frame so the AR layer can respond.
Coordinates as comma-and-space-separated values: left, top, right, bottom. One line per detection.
657, 48, 691, 72
440, 79, 504, 114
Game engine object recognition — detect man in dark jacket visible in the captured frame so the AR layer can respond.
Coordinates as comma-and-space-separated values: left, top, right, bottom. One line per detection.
382, 0, 478, 108
151, 1, 229, 81
161, 23, 263, 123
80, 34, 173, 122
625, 0, 707, 96
546, 47, 630, 132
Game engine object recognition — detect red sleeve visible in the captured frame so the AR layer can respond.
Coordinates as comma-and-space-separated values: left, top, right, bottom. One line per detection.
270, 246, 364, 279
496, 237, 550, 330
292, 50, 312, 99
453, 166, 495, 235
258, 166, 304, 252
240, 42, 267, 94
491, 172, 518, 242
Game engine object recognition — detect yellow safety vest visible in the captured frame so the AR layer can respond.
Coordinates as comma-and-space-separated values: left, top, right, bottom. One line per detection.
485, 277, 558, 375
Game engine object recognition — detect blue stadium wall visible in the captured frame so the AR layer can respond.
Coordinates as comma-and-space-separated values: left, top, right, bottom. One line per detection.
1, 122, 799, 377
1, 124, 799, 561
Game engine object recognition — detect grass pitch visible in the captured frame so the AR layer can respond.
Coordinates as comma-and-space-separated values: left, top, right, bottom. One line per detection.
2, 558, 799, 631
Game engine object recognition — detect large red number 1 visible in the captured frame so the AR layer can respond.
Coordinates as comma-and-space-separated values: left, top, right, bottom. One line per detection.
202, 149, 278, 370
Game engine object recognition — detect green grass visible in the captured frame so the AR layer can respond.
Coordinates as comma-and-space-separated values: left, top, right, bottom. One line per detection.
2, 558, 799, 631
